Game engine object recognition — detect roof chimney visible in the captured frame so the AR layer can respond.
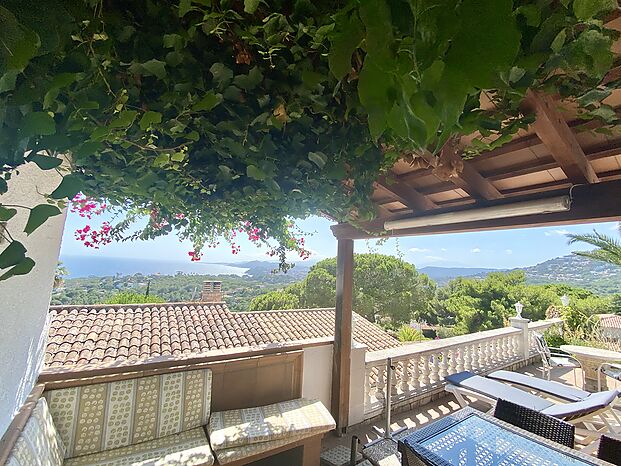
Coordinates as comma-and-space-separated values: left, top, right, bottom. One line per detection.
201, 281, 223, 302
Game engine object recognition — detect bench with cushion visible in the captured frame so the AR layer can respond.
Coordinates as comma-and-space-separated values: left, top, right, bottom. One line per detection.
208, 398, 336, 465
2, 360, 335, 466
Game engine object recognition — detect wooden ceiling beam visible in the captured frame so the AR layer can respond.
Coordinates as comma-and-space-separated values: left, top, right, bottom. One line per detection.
524, 90, 599, 184
375, 174, 438, 212
332, 179, 621, 240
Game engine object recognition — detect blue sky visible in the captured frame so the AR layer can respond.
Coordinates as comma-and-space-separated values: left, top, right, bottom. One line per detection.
59, 210, 619, 270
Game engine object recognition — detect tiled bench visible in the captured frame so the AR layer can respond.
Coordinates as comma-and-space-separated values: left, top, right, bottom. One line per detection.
1, 364, 335, 466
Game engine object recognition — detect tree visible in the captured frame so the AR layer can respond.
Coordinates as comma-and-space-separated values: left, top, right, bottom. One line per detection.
252, 253, 436, 326
568, 226, 621, 267
1, 0, 619, 280
248, 291, 300, 311
437, 271, 559, 333
103, 292, 165, 304
397, 325, 428, 343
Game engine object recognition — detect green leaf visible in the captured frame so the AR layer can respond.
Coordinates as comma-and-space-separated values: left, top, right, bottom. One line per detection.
308, 151, 327, 169
573, 0, 616, 21
516, 5, 541, 27
246, 165, 266, 180
6, 24, 40, 71
358, 56, 393, 140
50, 174, 84, 199
139, 111, 162, 130
24, 204, 61, 235
141, 59, 167, 79
550, 29, 566, 53
179, 0, 192, 17
0, 241, 26, 269
171, 151, 186, 162
328, 12, 363, 80
0, 70, 19, 92
233, 67, 263, 91
0, 206, 17, 221
446, 0, 520, 88
0, 258, 35, 281
192, 91, 222, 111
110, 110, 138, 128
21, 112, 56, 138
28, 154, 62, 170
244, 0, 260, 14
210, 63, 233, 89
590, 105, 617, 122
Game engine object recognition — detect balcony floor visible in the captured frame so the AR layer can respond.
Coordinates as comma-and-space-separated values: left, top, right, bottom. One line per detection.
321, 362, 621, 466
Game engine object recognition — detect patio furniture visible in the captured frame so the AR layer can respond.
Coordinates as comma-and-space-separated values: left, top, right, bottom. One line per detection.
444, 371, 621, 444
560, 345, 621, 392
599, 363, 621, 392
532, 333, 582, 386
397, 407, 612, 466
597, 435, 621, 465
2, 359, 335, 466
488, 369, 592, 402
207, 398, 335, 465
493, 399, 575, 448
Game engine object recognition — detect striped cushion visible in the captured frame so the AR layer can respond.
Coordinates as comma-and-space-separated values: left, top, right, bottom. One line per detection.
64, 428, 214, 466
5, 398, 65, 466
44, 369, 212, 458
214, 434, 308, 465
208, 398, 335, 451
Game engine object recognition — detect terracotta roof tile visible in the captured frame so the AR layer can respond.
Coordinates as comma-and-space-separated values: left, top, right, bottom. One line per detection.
45, 303, 400, 368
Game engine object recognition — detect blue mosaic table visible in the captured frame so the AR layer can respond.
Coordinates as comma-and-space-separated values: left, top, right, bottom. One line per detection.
399, 408, 605, 466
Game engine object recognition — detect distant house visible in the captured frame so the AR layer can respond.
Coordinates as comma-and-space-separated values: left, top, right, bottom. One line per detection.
597, 313, 621, 341
46, 281, 400, 367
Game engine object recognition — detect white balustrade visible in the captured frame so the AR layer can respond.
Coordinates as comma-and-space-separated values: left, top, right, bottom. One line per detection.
362, 321, 557, 415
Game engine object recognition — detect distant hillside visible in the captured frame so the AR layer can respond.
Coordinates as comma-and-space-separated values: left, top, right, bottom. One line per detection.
519, 255, 620, 295
419, 266, 499, 285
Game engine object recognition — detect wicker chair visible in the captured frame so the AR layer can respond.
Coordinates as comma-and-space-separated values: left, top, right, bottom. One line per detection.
493, 399, 575, 448
597, 435, 621, 465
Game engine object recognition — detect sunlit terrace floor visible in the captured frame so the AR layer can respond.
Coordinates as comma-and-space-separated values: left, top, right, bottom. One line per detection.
321, 363, 621, 466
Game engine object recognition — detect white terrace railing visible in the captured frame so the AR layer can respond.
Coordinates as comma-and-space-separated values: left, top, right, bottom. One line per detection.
362, 318, 562, 417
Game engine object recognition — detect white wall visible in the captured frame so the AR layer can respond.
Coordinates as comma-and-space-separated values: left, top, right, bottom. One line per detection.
302, 344, 333, 410
0, 162, 67, 437
348, 342, 367, 427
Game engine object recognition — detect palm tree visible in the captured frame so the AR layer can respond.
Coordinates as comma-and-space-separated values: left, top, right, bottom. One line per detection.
567, 224, 621, 266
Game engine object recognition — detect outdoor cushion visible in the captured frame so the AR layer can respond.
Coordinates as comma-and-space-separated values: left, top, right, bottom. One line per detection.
45, 369, 212, 458
550, 356, 580, 367
208, 398, 335, 451
445, 371, 554, 412
213, 433, 308, 465
488, 370, 591, 402
5, 398, 65, 466
64, 427, 214, 466
541, 389, 620, 420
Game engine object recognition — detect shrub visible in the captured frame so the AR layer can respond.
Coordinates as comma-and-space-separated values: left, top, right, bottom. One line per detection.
397, 325, 428, 343
103, 292, 165, 304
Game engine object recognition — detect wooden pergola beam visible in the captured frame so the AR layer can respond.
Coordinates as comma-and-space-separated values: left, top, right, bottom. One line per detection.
376, 174, 438, 211
331, 239, 353, 434
524, 90, 599, 184
331, 179, 621, 240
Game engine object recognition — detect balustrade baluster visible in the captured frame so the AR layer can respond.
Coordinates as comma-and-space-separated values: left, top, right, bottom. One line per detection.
432, 352, 441, 383
463, 344, 472, 371
449, 348, 458, 375
439, 350, 449, 379
399, 359, 410, 393
470, 344, 479, 371
412, 354, 421, 391
421, 354, 431, 388
364, 366, 373, 410
375, 365, 386, 402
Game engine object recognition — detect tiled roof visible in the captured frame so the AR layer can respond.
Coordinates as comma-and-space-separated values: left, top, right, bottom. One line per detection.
46, 304, 400, 367
598, 313, 621, 329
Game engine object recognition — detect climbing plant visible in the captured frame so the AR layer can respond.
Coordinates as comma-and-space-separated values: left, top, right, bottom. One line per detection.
0, 0, 619, 279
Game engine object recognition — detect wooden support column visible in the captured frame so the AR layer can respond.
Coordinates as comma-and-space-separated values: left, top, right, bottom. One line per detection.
331, 238, 353, 434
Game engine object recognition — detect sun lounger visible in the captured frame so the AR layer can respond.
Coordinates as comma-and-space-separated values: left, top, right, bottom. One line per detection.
488, 370, 592, 402
445, 371, 621, 445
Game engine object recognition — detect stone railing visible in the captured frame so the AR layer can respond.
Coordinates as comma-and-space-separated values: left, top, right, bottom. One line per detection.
361, 318, 562, 417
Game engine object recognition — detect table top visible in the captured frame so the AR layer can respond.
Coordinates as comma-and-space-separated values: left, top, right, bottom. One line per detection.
560, 345, 621, 361
399, 407, 612, 466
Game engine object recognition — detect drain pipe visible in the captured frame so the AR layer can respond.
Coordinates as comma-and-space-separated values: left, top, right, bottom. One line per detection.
350, 436, 359, 466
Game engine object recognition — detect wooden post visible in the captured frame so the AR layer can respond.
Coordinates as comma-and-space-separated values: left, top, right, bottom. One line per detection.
332, 238, 353, 434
